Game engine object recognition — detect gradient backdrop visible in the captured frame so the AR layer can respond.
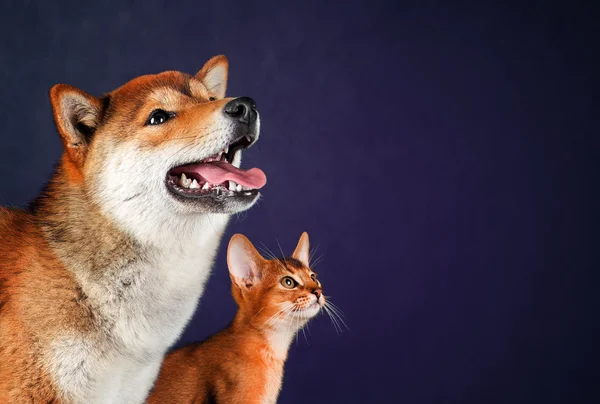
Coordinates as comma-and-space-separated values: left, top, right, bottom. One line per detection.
0, 1, 597, 403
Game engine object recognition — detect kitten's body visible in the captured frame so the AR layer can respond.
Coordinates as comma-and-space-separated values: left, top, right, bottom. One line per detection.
148, 233, 322, 404
151, 318, 287, 404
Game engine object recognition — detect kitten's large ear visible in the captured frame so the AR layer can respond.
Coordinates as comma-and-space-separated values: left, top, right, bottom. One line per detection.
227, 234, 264, 289
292, 232, 310, 267
50, 84, 102, 168
196, 55, 229, 100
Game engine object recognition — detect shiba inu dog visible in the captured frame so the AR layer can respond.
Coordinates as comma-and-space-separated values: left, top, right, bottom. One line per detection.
0, 55, 266, 404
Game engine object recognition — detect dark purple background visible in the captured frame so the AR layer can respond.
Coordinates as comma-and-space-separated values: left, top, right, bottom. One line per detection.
0, 1, 598, 403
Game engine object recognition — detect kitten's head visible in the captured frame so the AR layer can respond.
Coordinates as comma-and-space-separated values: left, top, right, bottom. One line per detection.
227, 232, 324, 330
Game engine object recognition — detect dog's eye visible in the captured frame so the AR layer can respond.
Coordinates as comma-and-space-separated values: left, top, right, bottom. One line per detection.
281, 276, 297, 289
146, 109, 173, 126
209, 97, 216, 101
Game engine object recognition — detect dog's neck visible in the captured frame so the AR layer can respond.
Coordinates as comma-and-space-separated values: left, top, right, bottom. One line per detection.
31, 161, 229, 304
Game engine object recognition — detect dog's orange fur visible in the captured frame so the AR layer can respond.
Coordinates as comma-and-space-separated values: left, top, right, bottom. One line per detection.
148, 233, 323, 404
0, 210, 67, 402
0, 56, 238, 403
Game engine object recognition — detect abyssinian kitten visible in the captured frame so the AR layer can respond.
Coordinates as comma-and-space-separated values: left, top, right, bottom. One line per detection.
148, 232, 324, 404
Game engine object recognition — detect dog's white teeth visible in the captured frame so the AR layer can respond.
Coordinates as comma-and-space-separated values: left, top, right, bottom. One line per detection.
182, 174, 192, 188
224, 145, 229, 154
245, 135, 252, 143
236, 184, 242, 192
202, 182, 210, 190
228, 180, 237, 191
190, 179, 200, 189
180, 173, 192, 188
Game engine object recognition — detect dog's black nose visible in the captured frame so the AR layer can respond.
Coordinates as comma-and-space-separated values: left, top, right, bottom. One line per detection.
224, 97, 257, 124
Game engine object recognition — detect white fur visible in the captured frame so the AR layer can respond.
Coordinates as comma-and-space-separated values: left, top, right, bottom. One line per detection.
49, 213, 229, 403
264, 295, 321, 361
47, 111, 260, 403
261, 365, 285, 404
259, 296, 321, 404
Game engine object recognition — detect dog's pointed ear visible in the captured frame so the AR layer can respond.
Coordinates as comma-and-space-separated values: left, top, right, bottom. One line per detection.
50, 84, 102, 168
196, 55, 229, 100
292, 232, 310, 267
227, 234, 265, 290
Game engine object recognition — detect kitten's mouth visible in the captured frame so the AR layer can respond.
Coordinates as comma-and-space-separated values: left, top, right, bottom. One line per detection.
295, 300, 323, 319
166, 135, 267, 199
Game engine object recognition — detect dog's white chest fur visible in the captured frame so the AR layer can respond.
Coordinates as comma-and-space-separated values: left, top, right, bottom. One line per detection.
48, 215, 229, 404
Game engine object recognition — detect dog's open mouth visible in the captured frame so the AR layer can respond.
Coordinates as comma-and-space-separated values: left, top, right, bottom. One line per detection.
166, 135, 266, 199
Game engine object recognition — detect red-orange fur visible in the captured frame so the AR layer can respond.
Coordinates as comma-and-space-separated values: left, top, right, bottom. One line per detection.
148, 233, 322, 404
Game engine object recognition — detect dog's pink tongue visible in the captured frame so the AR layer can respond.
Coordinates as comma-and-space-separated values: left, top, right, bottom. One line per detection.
190, 161, 267, 189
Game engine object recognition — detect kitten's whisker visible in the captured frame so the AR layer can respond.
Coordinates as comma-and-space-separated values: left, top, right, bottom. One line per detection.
273, 305, 296, 343
258, 244, 278, 260
257, 243, 276, 259
323, 302, 348, 334
269, 305, 294, 326
276, 239, 286, 260
304, 320, 312, 336
326, 305, 348, 327
292, 307, 300, 346
251, 307, 265, 321
323, 305, 342, 334
326, 300, 346, 315
308, 245, 320, 267
272, 305, 295, 331
325, 301, 346, 320
258, 243, 289, 272
324, 301, 349, 331
274, 258, 289, 272
329, 311, 344, 334
262, 304, 293, 328
311, 254, 325, 268
301, 321, 310, 345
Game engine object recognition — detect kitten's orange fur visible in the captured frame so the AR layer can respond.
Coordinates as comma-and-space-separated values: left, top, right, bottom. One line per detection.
148, 232, 323, 404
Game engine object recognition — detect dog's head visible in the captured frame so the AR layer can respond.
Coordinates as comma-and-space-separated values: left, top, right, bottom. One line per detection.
49, 55, 266, 239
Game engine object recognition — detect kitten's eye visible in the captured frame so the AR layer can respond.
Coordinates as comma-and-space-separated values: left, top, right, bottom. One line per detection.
146, 109, 174, 126
310, 274, 317, 282
209, 96, 216, 101
281, 276, 297, 289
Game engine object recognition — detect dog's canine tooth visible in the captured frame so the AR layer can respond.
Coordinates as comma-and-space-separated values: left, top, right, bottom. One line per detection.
228, 180, 237, 191
224, 145, 229, 154
190, 179, 200, 189
236, 184, 242, 192
180, 173, 192, 188
202, 182, 210, 190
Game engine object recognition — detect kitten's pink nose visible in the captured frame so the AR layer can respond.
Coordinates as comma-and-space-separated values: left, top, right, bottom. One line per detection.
312, 288, 322, 299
